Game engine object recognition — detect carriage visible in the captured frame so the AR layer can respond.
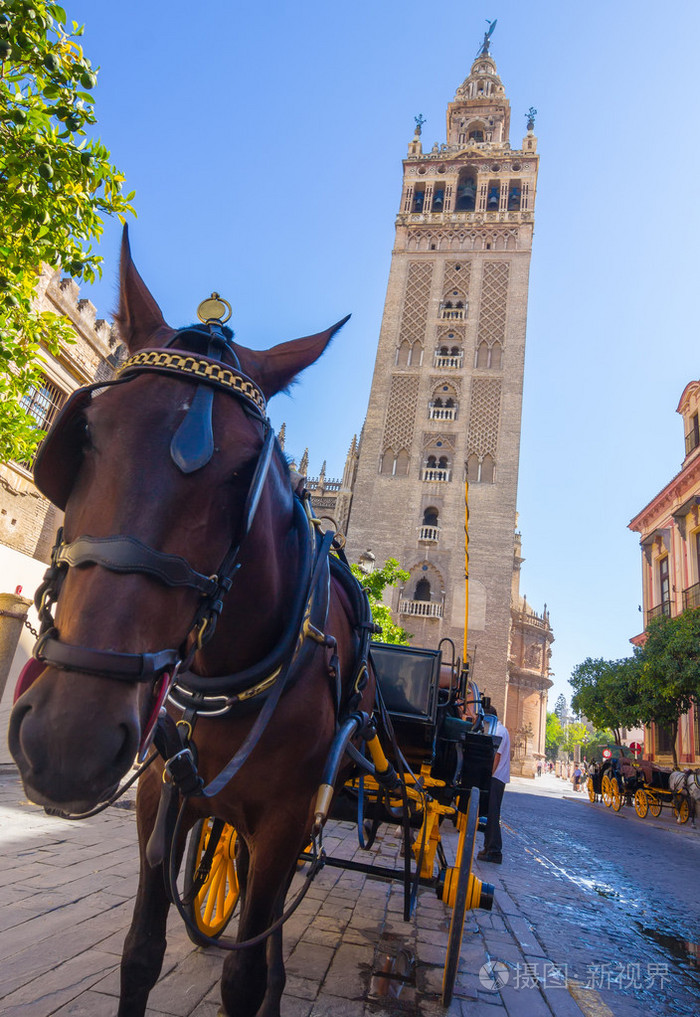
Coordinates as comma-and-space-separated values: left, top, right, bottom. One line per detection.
183, 638, 499, 1005
586, 748, 697, 824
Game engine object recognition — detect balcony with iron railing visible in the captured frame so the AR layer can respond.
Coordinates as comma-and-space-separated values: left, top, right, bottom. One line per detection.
418, 525, 440, 543
646, 600, 673, 625
433, 353, 463, 369
399, 598, 443, 618
428, 404, 457, 421
682, 582, 700, 611
422, 468, 451, 482
685, 426, 700, 457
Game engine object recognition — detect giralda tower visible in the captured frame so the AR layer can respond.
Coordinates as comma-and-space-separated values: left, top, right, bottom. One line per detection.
346, 38, 539, 715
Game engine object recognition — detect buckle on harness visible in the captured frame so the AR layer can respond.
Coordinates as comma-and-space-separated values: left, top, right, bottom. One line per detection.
165, 748, 204, 796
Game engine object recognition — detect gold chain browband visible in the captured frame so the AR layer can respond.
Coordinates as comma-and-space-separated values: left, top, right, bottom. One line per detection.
117, 350, 267, 415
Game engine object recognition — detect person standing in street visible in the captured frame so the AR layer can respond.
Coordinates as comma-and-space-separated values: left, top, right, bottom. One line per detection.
477, 707, 511, 864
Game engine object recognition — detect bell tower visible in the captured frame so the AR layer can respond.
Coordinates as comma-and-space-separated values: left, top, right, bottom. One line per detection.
345, 37, 539, 718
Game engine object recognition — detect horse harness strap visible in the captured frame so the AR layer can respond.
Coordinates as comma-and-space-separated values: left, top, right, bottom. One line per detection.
54, 534, 219, 596
159, 522, 338, 802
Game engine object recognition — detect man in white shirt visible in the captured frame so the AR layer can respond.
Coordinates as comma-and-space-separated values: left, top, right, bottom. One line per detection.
477, 707, 510, 864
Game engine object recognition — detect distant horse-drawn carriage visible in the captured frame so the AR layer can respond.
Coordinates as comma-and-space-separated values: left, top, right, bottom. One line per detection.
586, 747, 699, 825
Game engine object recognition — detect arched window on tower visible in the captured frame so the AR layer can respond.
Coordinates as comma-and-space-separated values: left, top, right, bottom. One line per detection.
456, 171, 477, 211
487, 179, 500, 210
419, 506, 440, 543
412, 185, 426, 212
480, 454, 495, 483
467, 454, 496, 484
423, 454, 450, 481
475, 342, 502, 369
423, 506, 439, 526
429, 383, 457, 421
395, 449, 409, 476
414, 577, 431, 601
396, 341, 411, 367
508, 180, 522, 211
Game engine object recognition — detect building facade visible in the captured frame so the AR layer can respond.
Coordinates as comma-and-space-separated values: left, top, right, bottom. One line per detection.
0, 268, 120, 565
346, 47, 540, 719
628, 381, 700, 765
507, 531, 553, 775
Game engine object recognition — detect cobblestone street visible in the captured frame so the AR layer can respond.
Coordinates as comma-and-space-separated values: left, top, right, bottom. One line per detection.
1, 766, 698, 1017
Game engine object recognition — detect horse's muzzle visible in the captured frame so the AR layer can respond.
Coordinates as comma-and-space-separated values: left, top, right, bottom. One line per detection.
7, 668, 141, 812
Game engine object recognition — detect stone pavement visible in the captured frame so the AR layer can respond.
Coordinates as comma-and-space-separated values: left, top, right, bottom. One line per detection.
1, 765, 604, 1017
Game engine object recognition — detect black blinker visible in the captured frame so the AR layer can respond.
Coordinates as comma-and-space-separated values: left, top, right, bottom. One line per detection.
169, 323, 241, 474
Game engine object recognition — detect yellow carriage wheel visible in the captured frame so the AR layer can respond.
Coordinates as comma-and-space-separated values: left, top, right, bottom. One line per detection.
441, 786, 493, 1007
648, 797, 662, 819
634, 789, 648, 818
610, 777, 622, 812
674, 798, 690, 824
184, 818, 240, 943
587, 779, 596, 803
601, 774, 612, 807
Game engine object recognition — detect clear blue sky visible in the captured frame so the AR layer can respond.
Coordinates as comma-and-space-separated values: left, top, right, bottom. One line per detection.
68, 0, 700, 706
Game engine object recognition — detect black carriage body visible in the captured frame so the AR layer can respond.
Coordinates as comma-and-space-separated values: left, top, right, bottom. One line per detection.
370, 642, 497, 816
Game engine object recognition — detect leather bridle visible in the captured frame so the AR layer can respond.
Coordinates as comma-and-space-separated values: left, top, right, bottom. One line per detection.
31, 323, 276, 715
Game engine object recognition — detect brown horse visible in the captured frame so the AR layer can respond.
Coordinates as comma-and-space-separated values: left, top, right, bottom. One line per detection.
9, 231, 374, 1017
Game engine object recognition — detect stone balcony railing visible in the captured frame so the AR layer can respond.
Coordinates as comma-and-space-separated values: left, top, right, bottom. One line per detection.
418, 525, 440, 543
428, 406, 457, 421
399, 599, 443, 618
422, 468, 450, 482
434, 355, 463, 369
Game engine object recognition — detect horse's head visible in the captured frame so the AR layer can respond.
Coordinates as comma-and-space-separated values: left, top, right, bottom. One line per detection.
8, 229, 347, 812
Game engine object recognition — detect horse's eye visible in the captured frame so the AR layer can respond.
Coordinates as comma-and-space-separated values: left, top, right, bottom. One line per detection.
79, 418, 94, 451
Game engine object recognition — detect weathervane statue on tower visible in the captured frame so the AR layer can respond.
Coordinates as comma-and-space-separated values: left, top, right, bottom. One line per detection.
477, 18, 497, 57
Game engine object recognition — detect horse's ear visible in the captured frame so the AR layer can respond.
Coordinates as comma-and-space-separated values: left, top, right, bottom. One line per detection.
115, 225, 174, 352
251, 315, 351, 399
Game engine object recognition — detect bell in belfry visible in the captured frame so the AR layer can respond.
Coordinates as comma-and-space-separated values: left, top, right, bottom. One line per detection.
487, 187, 500, 209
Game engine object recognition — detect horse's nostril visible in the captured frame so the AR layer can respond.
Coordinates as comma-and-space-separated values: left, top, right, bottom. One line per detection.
11, 702, 48, 775
114, 722, 140, 774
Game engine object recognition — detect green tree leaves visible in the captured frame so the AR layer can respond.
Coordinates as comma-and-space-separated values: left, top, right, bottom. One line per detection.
570, 610, 700, 766
570, 656, 643, 745
0, 0, 134, 461
350, 557, 411, 646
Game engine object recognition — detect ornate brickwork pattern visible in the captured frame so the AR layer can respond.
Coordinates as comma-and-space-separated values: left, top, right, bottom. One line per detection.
442, 261, 471, 300
382, 375, 420, 452
397, 262, 433, 347
405, 228, 519, 253
422, 432, 457, 452
436, 325, 466, 344
477, 262, 509, 347
430, 376, 462, 396
467, 378, 502, 456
